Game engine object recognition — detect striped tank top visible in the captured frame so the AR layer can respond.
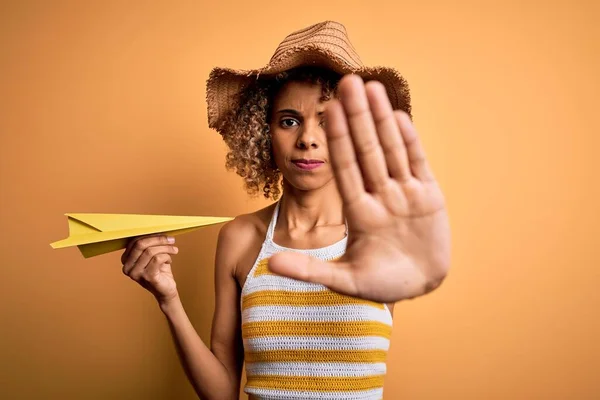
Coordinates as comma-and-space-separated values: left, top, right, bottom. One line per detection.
241, 201, 394, 400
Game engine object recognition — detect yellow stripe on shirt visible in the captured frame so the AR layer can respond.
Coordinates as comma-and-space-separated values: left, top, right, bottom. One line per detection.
242, 289, 385, 311
246, 374, 386, 392
242, 320, 392, 339
244, 348, 388, 363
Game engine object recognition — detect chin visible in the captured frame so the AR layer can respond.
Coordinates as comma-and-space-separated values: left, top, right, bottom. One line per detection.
282, 173, 334, 192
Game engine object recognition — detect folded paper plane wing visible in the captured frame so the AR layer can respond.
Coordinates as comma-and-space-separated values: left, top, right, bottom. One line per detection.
50, 213, 233, 258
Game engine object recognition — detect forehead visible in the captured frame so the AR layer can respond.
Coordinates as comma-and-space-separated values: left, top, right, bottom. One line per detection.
272, 81, 328, 110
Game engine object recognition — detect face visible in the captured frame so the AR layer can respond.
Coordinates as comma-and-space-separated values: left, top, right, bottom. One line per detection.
269, 81, 334, 192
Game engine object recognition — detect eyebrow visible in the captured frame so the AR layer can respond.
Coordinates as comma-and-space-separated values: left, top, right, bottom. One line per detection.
275, 108, 325, 116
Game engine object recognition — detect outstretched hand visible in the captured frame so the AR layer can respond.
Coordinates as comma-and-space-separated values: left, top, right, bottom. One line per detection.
268, 74, 451, 303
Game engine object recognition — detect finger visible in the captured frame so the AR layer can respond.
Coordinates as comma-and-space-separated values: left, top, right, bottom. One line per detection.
338, 74, 389, 192
127, 258, 146, 281
268, 252, 357, 297
324, 98, 365, 205
365, 81, 411, 182
130, 252, 172, 281
143, 253, 172, 281
121, 237, 140, 265
395, 111, 435, 181
121, 233, 170, 265
122, 236, 175, 273
129, 245, 178, 274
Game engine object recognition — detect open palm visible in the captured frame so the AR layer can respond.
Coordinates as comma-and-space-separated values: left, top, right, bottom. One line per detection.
268, 74, 451, 303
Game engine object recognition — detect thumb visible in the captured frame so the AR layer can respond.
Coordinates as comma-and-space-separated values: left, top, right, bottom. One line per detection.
268, 252, 357, 296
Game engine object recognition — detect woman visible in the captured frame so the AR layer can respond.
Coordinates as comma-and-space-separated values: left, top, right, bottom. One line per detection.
121, 21, 450, 400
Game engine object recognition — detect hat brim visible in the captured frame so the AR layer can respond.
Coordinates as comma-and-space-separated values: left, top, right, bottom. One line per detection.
206, 46, 411, 135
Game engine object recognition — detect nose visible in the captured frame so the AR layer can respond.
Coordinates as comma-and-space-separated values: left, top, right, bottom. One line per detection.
296, 125, 319, 150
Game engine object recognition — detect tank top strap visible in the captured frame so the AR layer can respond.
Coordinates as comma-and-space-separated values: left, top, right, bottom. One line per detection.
265, 200, 280, 241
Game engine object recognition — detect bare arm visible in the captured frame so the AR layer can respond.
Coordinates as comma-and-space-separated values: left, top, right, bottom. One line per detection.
209, 220, 245, 396
160, 221, 244, 400
122, 222, 244, 400
160, 297, 235, 400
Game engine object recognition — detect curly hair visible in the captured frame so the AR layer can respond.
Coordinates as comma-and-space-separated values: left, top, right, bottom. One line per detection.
219, 66, 342, 200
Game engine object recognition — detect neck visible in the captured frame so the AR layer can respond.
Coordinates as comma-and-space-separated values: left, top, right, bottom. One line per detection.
278, 179, 344, 233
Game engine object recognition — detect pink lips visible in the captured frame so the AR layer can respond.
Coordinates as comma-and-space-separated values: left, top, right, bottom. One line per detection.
292, 159, 324, 171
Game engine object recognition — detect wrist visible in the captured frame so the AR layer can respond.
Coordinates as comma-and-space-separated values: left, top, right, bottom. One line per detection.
157, 293, 182, 315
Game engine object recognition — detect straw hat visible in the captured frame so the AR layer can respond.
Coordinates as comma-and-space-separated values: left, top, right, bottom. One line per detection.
206, 20, 412, 135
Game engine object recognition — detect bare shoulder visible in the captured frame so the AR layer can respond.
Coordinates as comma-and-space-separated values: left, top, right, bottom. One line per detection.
217, 203, 275, 250
216, 203, 277, 280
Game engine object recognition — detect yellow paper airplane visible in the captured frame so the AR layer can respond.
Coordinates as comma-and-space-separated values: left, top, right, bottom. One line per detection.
50, 213, 233, 258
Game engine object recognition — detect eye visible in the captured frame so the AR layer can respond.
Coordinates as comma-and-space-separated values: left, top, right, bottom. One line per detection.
280, 118, 299, 128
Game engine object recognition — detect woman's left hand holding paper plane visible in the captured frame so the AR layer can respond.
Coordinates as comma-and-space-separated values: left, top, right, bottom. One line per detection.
121, 234, 181, 304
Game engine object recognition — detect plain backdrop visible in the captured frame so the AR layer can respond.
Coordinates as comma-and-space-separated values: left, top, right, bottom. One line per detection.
1, 0, 598, 399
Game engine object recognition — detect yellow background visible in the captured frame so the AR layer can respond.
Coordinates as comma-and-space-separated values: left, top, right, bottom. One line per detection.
1, 1, 598, 398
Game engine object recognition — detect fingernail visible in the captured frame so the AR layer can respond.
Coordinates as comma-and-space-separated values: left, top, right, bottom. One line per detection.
173, 247, 179, 254
167, 236, 175, 243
